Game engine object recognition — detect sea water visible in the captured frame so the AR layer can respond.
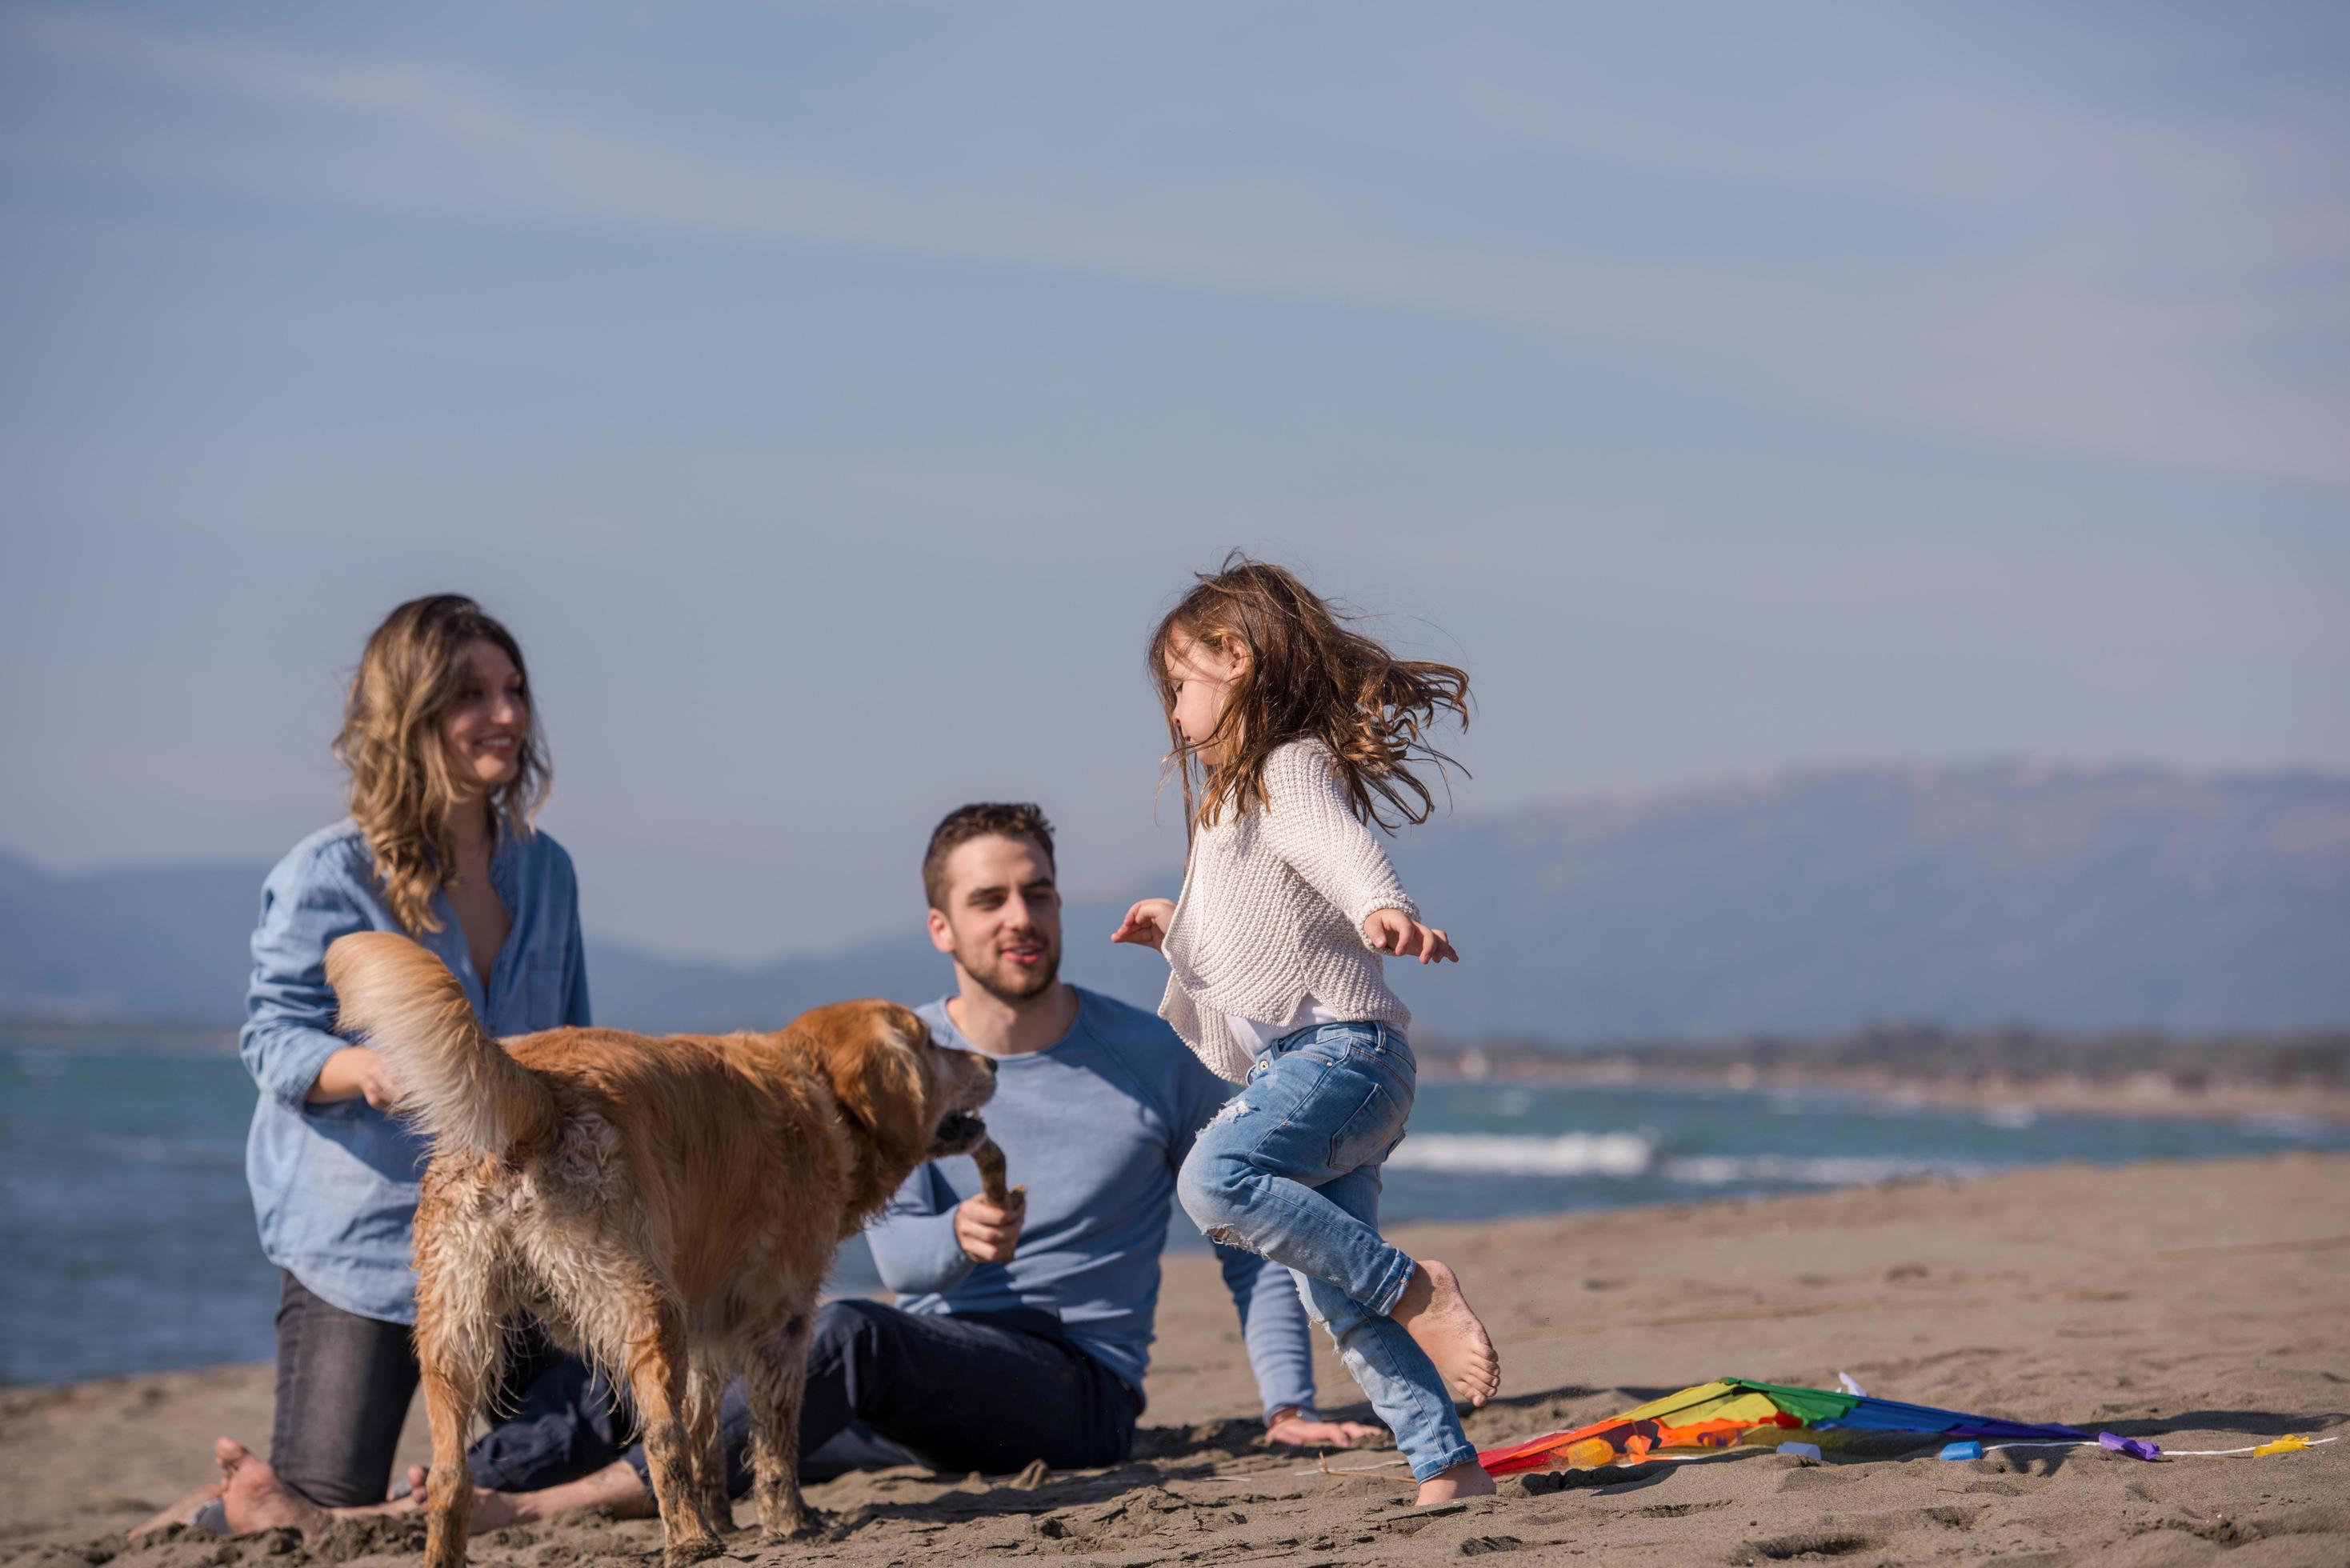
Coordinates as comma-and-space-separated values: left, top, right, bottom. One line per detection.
6, 1049, 2346, 1386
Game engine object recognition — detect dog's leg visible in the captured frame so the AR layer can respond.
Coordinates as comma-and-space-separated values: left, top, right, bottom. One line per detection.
626, 1300, 726, 1567
414, 1283, 502, 1568
744, 1310, 818, 1542
418, 1350, 484, 1568
683, 1360, 735, 1536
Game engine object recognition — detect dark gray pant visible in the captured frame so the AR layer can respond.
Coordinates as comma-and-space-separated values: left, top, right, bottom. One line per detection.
465, 1300, 1141, 1498
268, 1272, 561, 1509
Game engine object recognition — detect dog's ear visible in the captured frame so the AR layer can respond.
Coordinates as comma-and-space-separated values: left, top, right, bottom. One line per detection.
801, 1002, 929, 1162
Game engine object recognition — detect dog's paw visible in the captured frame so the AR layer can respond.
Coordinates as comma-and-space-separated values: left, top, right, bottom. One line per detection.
661, 1538, 727, 1568
760, 1509, 827, 1544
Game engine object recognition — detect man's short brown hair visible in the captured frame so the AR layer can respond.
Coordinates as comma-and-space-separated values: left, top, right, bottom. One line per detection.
922, 802, 1057, 911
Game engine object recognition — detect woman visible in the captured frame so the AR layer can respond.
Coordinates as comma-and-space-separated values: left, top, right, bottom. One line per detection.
211, 594, 589, 1521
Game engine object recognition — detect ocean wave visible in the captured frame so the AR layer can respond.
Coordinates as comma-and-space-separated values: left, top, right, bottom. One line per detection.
1387, 1131, 1656, 1177
2238, 1114, 2331, 1138
1660, 1154, 1985, 1187
1383, 1134, 1986, 1187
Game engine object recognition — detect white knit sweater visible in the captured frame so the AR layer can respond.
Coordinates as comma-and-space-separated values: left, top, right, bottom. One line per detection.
1159, 739, 1418, 1082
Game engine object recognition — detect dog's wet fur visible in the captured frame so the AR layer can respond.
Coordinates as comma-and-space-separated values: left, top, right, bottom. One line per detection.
324, 932, 999, 1568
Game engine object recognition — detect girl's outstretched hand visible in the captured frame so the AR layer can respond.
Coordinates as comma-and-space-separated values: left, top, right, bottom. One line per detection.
1363, 907, 1459, 964
1111, 898, 1177, 951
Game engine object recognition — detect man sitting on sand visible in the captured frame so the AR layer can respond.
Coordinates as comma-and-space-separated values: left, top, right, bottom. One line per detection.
176, 802, 1377, 1538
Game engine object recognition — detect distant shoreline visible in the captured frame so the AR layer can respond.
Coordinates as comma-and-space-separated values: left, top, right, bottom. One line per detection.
14, 1017, 2348, 1123
1418, 1052, 2350, 1125
1411, 1026, 2350, 1124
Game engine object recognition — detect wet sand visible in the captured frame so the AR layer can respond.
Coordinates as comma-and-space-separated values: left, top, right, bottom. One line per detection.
5, 1152, 2345, 1566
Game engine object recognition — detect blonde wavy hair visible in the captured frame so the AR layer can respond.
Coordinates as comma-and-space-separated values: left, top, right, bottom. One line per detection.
334, 595, 549, 934
1148, 554, 1470, 835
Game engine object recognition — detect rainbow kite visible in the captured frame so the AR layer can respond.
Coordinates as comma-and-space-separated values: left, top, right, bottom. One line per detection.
1477, 1377, 2112, 1475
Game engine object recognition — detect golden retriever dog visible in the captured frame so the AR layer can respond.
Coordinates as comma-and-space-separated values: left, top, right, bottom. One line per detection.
323, 932, 999, 1568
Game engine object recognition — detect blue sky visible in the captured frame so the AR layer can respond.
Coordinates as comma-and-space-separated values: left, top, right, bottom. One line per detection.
2, 2, 2344, 959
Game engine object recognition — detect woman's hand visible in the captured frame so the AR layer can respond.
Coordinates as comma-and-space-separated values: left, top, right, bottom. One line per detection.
1363, 907, 1458, 964
1263, 1408, 1386, 1449
1111, 898, 1177, 951
306, 1046, 407, 1111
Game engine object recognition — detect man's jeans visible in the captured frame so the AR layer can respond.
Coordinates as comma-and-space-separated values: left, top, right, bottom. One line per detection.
465, 1301, 1139, 1497
1175, 1021, 1478, 1483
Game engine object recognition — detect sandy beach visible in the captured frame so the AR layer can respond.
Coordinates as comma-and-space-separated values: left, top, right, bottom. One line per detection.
5, 1152, 2344, 1567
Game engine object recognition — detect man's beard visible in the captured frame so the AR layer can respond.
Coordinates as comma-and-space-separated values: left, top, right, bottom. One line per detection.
962, 934, 1062, 1002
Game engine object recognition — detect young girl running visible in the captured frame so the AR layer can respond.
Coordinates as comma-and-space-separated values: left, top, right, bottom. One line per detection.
1112, 557, 1500, 1504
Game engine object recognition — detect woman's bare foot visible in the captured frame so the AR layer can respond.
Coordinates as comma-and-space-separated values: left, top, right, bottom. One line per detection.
1415, 1459, 1497, 1505
214, 1438, 330, 1538
129, 1478, 225, 1538
1390, 1259, 1500, 1406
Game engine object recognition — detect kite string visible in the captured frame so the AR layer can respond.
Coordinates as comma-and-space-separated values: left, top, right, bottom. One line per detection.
1287, 1432, 2345, 1478
1979, 1440, 2092, 1452
1972, 1435, 2341, 1459
2156, 1436, 2339, 1458
1287, 1444, 1761, 1478
1292, 1458, 1408, 1474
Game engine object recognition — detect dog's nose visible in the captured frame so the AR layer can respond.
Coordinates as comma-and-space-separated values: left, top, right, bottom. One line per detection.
979, 1056, 999, 1078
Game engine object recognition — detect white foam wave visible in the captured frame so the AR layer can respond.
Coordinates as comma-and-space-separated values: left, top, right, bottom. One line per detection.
1383, 1136, 1994, 1188
1387, 1131, 1655, 1177
2239, 1114, 2329, 1138
1661, 1154, 1984, 1187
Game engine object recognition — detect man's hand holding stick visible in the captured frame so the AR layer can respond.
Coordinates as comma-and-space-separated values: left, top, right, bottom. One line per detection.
954, 1138, 1028, 1265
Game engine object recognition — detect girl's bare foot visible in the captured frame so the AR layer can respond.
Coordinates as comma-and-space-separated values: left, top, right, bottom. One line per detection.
129, 1478, 225, 1538
215, 1438, 329, 1538
1415, 1459, 1497, 1506
1390, 1259, 1500, 1406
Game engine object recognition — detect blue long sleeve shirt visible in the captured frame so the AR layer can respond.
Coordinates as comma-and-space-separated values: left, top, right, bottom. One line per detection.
871, 990, 1319, 1423
239, 818, 591, 1324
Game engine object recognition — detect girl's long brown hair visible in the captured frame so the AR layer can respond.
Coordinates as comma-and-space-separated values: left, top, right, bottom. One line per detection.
1149, 554, 1469, 834
334, 595, 549, 934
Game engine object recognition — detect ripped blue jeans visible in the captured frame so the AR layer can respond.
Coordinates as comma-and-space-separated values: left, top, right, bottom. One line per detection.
1175, 1022, 1477, 1482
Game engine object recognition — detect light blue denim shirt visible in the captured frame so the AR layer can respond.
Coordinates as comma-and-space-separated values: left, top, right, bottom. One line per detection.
241, 818, 590, 1325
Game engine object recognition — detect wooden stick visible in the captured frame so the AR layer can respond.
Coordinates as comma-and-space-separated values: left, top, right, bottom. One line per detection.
972, 1138, 1027, 1213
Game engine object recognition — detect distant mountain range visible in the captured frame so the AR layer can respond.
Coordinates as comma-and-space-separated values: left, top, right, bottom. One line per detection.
5, 762, 2344, 1041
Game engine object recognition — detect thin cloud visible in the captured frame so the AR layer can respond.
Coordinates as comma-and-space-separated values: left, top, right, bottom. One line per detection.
9, 6, 2347, 486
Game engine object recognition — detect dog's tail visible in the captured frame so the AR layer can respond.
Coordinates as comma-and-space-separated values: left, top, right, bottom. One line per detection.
326, 931, 556, 1158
